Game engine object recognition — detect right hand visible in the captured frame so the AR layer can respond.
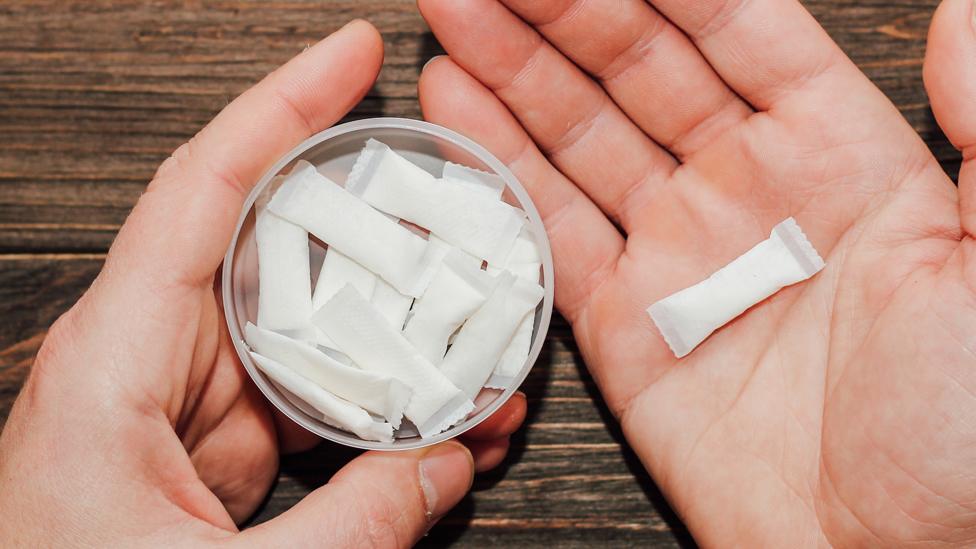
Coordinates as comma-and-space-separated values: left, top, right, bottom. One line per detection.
418, 0, 976, 545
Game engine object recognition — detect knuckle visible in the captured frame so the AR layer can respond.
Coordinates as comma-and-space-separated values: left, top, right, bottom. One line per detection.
150, 134, 247, 198
152, 140, 194, 185
31, 307, 79, 381
19, 305, 84, 411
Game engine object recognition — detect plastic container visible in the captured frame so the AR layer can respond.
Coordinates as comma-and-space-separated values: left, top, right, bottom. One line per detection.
221, 118, 554, 450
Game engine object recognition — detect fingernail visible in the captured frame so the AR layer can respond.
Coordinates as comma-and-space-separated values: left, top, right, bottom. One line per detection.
419, 441, 473, 520
422, 54, 446, 72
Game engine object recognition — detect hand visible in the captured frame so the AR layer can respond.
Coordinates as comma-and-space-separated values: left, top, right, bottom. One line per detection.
418, 0, 976, 545
0, 20, 525, 547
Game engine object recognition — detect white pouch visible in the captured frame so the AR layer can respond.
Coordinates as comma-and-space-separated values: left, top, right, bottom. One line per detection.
244, 323, 411, 427
410, 235, 454, 298
442, 161, 505, 200
249, 351, 393, 443
430, 234, 483, 270
267, 160, 438, 297
486, 260, 542, 388
346, 139, 525, 264
440, 272, 545, 399
485, 229, 543, 387
648, 217, 826, 358
486, 314, 535, 388
308, 247, 379, 349
312, 247, 378, 310
254, 183, 313, 332
488, 261, 541, 282
311, 285, 474, 438
403, 250, 496, 364
371, 277, 414, 331
504, 228, 541, 265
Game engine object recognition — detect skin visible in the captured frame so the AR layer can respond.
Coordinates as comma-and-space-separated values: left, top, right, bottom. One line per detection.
416, 0, 976, 546
0, 20, 525, 547
2, 2, 974, 547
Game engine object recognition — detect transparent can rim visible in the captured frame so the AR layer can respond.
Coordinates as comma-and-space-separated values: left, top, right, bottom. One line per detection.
221, 117, 555, 450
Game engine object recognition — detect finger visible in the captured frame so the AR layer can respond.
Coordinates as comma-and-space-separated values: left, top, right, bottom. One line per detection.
462, 391, 527, 441
106, 20, 383, 288
234, 441, 474, 548
646, 0, 865, 111
925, 0, 976, 237
271, 407, 322, 455
188, 381, 279, 525
464, 437, 512, 473
500, 0, 752, 159
420, 56, 624, 321
418, 0, 677, 231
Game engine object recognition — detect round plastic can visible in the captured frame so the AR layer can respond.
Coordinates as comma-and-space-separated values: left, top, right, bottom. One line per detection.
222, 117, 554, 450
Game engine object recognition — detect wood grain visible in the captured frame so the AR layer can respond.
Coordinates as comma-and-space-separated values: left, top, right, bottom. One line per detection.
0, 0, 960, 547
0, 255, 103, 422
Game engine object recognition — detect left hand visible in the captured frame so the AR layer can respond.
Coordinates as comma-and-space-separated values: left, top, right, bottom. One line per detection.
0, 19, 525, 547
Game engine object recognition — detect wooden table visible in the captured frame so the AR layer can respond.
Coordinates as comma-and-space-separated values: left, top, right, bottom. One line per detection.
0, 1, 959, 546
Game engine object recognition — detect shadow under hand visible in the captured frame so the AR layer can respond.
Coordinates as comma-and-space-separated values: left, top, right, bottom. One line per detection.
345, 82, 388, 121
415, 31, 446, 75
576, 354, 697, 549
244, 442, 363, 527
418, 314, 555, 547
921, 106, 963, 183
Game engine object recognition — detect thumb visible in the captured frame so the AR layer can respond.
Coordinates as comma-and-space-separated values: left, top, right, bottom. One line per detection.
924, 0, 976, 235
234, 441, 474, 547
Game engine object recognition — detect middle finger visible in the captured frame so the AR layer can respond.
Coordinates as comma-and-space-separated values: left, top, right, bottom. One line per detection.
500, 0, 753, 160
419, 0, 677, 232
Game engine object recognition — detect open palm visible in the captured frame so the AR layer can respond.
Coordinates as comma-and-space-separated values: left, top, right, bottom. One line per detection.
418, 0, 976, 545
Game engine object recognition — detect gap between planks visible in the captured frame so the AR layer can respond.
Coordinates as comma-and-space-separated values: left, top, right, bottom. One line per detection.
436, 517, 667, 532
0, 253, 107, 260
0, 223, 121, 231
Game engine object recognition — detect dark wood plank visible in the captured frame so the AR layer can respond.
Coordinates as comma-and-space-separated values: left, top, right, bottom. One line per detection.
0, 254, 104, 423
0, 0, 961, 253
0, 0, 436, 252
0, 0, 963, 547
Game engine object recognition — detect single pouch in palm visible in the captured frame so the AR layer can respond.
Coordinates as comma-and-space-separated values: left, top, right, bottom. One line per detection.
648, 217, 825, 358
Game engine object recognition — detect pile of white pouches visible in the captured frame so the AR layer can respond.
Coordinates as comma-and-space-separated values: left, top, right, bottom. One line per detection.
246, 139, 544, 442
